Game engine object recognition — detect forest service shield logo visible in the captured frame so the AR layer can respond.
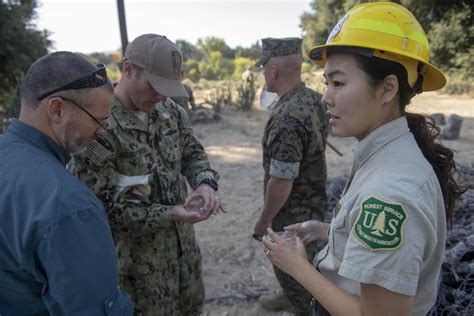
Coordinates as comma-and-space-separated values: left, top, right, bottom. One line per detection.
354, 196, 407, 251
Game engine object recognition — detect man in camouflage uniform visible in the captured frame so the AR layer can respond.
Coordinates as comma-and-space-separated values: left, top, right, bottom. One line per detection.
70, 34, 222, 316
254, 37, 328, 315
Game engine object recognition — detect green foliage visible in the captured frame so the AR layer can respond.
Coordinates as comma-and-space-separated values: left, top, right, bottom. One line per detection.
236, 80, 256, 111
235, 41, 262, 60
301, 61, 314, 74
176, 39, 203, 61
300, 0, 352, 55
197, 36, 234, 59
428, 3, 473, 80
444, 72, 474, 95
0, 0, 51, 120
204, 80, 234, 113
80, 52, 122, 83
301, 0, 474, 93
198, 51, 234, 80
233, 57, 255, 80
185, 59, 201, 82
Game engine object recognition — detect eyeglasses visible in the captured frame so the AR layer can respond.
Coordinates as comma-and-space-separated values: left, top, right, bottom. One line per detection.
59, 96, 111, 131
38, 64, 108, 100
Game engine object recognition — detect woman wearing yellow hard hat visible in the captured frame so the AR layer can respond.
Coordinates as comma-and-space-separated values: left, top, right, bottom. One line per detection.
261, 2, 465, 315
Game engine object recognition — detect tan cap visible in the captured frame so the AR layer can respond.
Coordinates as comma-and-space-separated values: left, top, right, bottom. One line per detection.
125, 34, 187, 97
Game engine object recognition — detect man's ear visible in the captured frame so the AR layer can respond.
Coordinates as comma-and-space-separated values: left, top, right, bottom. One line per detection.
271, 64, 278, 79
122, 60, 134, 78
381, 74, 399, 104
46, 97, 65, 124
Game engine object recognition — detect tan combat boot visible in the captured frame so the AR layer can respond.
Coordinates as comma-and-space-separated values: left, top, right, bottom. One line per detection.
258, 291, 297, 313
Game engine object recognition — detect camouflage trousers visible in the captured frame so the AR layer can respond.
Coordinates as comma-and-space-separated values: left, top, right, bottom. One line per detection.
272, 206, 325, 316
119, 248, 204, 316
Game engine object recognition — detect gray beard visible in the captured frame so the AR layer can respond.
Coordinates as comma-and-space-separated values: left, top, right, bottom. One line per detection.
62, 119, 93, 155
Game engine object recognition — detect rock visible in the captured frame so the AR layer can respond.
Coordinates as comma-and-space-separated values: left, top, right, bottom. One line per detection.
430, 113, 446, 126
441, 114, 464, 140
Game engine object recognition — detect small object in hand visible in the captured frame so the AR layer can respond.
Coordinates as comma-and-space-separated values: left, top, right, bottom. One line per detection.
275, 231, 297, 245
185, 194, 205, 213
252, 233, 263, 241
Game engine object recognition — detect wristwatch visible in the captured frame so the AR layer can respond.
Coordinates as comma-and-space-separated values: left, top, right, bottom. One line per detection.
199, 178, 218, 191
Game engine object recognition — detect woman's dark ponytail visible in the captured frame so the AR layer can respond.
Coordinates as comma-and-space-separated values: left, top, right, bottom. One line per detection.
354, 54, 466, 223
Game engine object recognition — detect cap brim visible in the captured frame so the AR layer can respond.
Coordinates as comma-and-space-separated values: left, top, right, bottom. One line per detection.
144, 71, 188, 97
255, 56, 268, 67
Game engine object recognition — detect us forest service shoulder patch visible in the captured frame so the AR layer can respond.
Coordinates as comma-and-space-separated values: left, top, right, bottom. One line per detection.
354, 196, 407, 251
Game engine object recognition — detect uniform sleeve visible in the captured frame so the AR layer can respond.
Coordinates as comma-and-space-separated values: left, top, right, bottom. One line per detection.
265, 115, 306, 180
69, 138, 174, 236
338, 186, 434, 296
36, 208, 134, 315
173, 104, 220, 189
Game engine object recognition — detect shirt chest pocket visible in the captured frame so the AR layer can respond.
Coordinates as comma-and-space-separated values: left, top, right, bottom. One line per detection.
330, 207, 349, 261
157, 127, 181, 164
116, 147, 150, 175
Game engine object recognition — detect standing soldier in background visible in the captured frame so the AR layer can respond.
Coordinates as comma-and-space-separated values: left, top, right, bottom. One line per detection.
254, 37, 328, 315
238, 66, 256, 111
172, 69, 196, 119
70, 34, 223, 316
242, 66, 254, 87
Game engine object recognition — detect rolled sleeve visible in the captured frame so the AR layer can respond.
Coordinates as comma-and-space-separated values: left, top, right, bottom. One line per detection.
269, 159, 300, 180
265, 116, 304, 174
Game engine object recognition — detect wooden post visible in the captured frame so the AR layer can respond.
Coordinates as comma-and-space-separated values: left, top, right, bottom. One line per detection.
117, 0, 128, 53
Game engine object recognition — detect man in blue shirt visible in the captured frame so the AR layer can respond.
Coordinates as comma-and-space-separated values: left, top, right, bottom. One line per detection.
0, 52, 133, 315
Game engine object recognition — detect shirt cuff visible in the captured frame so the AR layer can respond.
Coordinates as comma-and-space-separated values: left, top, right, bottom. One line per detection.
269, 159, 300, 180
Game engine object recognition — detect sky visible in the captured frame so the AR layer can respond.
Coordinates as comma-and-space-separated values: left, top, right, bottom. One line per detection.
35, 0, 312, 54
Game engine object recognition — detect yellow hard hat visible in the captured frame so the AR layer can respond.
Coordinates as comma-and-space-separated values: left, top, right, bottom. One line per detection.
308, 2, 446, 91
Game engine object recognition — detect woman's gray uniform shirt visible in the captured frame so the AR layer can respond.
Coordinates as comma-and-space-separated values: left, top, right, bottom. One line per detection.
315, 117, 446, 315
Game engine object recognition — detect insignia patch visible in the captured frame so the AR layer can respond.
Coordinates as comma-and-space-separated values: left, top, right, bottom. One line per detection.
327, 13, 349, 44
172, 51, 182, 75
83, 140, 112, 165
354, 196, 407, 251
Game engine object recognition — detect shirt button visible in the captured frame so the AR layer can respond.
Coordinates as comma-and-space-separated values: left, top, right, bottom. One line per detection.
108, 301, 114, 308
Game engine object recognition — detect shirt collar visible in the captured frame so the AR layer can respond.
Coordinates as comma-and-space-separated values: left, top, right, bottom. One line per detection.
112, 98, 148, 132
353, 116, 409, 168
273, 82, 306, 110
6, 119, 71, 166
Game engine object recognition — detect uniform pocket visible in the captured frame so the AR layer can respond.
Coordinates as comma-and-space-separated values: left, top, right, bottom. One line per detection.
158, 128, 181, 163
331, 208, 348, 261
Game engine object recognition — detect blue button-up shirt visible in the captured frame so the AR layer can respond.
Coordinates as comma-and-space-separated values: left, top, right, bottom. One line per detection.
0, 120, 133, 315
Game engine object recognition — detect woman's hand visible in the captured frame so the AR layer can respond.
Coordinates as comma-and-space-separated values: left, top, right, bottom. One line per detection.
284, 220, 327, 244
262, 228, 309, 277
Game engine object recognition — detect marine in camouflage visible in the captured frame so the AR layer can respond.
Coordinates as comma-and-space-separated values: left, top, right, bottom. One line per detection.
70, 97, 219, 316
262, 82, 328, 315
171, 84, 196, 119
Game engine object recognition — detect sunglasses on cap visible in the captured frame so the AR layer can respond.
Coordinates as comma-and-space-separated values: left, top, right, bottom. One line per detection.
38, 64, 108, 100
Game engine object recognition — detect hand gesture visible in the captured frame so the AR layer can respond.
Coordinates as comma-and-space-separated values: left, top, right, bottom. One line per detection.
284, 220, 325, 245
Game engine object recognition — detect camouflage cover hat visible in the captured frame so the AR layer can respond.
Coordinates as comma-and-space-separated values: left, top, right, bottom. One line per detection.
255, 37, 303, 67
125, 34, 187, 97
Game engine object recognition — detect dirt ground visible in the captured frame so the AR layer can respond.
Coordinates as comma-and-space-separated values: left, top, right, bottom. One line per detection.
190, 91, 473, 316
